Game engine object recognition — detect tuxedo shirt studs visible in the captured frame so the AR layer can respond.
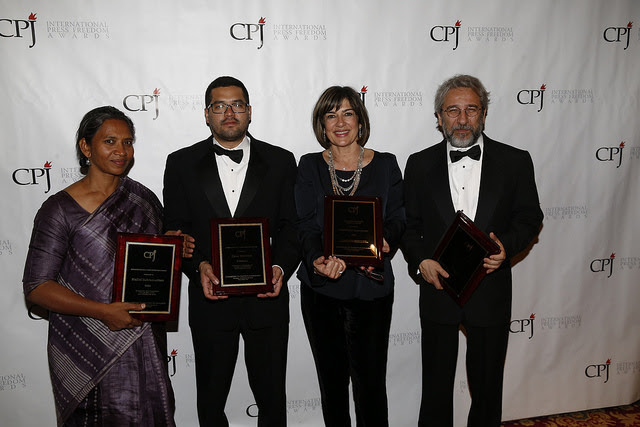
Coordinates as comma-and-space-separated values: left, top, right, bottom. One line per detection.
448, 143, 483, 221
214, 138, 250, 215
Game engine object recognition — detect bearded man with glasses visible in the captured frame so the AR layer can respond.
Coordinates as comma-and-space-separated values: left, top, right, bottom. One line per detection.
163, 76, 299, 426
401, 74, 543, 426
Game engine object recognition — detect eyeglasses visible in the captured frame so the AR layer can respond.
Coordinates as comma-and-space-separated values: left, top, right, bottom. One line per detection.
207, 102, 249, 114
442, 106, 482, 119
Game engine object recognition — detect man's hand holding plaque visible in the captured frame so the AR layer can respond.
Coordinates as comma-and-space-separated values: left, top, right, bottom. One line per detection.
425, 212, 502, 306
199, 261, 283, 300
483, 232, 506, 274
208, 217, 274, 296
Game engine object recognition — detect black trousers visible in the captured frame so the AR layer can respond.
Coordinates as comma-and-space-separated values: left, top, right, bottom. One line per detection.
418, 319, 509, 427
301, 284, 393, 427
190, 318, 288, 427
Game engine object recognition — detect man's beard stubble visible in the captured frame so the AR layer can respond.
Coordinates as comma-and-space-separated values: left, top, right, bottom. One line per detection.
210, 118, 249, 146
444, 121, 484, 148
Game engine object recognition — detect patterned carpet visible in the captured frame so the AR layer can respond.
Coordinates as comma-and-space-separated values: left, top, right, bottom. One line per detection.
502, 400, 640, 426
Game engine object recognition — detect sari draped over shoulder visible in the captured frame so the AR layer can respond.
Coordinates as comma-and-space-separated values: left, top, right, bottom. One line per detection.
23, 177, 175, 426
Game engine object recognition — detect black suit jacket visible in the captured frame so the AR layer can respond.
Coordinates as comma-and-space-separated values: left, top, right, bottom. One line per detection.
163, 134, 299, 330
401, 135, 543, 326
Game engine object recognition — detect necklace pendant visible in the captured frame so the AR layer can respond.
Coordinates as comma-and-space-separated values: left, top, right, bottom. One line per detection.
328, 146, 365, 196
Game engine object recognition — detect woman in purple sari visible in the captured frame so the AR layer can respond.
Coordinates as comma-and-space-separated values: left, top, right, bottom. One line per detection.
23, 106, 189, 426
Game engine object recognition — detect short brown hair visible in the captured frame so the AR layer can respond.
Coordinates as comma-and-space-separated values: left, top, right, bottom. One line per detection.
312, 86, 370, 149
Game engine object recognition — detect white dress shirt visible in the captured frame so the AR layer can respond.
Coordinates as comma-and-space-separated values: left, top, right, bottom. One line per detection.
213, 136, 250, 216
447, 135, 484, 221
212, 135, 283, 279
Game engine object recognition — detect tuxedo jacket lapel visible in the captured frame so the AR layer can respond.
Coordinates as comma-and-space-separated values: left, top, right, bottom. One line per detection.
433, 142, 457, 223
196, 138, 232, 218
475, 136, 501, 231
235, 138, 268, 218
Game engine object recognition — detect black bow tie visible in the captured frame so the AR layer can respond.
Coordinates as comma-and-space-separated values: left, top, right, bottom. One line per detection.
213, 144, 243, 163
449, 145, 481, 163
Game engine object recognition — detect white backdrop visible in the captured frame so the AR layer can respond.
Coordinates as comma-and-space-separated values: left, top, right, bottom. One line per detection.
1, 1, 639, 426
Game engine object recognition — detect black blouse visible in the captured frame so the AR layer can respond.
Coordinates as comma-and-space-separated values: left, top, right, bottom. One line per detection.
295, 151, 406, 300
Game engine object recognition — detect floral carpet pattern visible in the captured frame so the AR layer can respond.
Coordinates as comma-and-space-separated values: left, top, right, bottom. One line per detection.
502, 400, 640, 426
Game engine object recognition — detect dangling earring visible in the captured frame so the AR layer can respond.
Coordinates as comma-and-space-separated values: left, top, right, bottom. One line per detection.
323, 129, 327, 142
85, 156, 91, 166
358, 126, 363, 138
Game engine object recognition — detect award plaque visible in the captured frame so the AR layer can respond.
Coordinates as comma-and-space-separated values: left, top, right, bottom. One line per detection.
210, 217, 273, 295
433, 211, 500, 307
323, 195, 384, 268
113, 233, 183, 322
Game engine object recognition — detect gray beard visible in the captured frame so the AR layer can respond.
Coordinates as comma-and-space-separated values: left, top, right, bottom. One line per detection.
444, 124, 483, 148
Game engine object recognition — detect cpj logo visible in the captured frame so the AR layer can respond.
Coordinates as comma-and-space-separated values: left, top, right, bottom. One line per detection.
517, 84, 546, 112
360, 86, 368, 106
596, 142, 625, 168
510, 313, 535, 339
590, 253, 615, 278
13, 161, 52, 193
230, 17, 266, 49
585, 359, 611, 383
430, 20, 461, 50
167, 349, 178, 377
0, 12, 37, 48
603, 22, 632, 50
123, 88, 161, 120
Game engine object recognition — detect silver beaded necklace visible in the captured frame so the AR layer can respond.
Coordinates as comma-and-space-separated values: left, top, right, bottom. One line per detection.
328, 146, 364, 196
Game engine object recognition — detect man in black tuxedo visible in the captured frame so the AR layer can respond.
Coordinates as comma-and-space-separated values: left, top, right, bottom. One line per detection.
401, 75, 543, 426
163, 76, 299, 426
